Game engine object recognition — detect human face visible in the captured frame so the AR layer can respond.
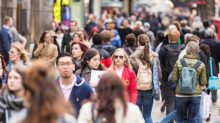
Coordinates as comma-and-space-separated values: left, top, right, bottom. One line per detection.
44, 33, 51, 44
113, 50, 126, 67
87, 54, 101, 70
7, 70, 23, 92
9, 47, 21, 62
72, 44, 83, 60
73, 34, 81, 42
57, 56, 75, 78
69, 22, 77, 32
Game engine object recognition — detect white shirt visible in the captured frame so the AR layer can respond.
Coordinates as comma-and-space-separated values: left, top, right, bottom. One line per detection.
115, 67, 124, 78
59, 75, 76, 101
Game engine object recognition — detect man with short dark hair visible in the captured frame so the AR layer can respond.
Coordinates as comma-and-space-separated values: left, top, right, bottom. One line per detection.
56, 53, 93, 115
0, 16, 13, 63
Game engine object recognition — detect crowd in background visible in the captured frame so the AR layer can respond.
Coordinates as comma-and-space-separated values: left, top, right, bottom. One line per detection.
0, 7, 220, 123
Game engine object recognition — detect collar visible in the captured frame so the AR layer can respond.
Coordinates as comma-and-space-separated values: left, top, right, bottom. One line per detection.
3, 25, 10, 30
59, 75, 76, 89
183, 55, 199, 59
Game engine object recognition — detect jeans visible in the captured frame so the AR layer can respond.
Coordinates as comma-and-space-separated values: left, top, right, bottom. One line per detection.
160, 110, 177, 123
211, 90, 218, 102
176, 96, 201, 123
161, 83, 176, 115
137, 90, 154, 123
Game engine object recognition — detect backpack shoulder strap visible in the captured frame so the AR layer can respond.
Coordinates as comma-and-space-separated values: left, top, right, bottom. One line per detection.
180, 58, 188, 67
192, 61, 202, 70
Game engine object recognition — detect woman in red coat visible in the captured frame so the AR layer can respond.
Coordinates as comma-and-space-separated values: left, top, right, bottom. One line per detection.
110, 48, 137, 104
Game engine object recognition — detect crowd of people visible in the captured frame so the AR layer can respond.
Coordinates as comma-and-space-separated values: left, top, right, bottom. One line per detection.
0, 7, 220, 123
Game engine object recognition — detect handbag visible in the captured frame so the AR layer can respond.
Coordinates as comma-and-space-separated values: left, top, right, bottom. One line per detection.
208, 57, 220, 90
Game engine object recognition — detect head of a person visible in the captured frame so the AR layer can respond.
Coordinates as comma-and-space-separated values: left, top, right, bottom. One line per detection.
156, 31, 165, 44
172, 21, 181, 31
71, 41, 88, 60
92, 33, 103, 45
88, 14, 96, 22
96, 70, 127, 121
143, 22, 150, 30
137, 34, 151, 65
39, 31, 51, 44
9, 42, 29, 63
135, 21, 143, 29
121, 18, 130, 27
49, 30, 57, 42
69, 20, 78, 32
7, 65, 26, 96
23, 60, 73, 123
82, 49, 103, 70
101, 30, 112, 44
138, 33, 150, 46
185, 34, 200, 44
180, 20, 188, 28
0, 55, 6, 72
204, 28, 215, 39
3, 16, 13, 27
72, 33, 83, 42
55, 27, 64, 34
77, 29, 88, 41
111, 48, 131, 69
125, 33, 136, 46
105, 19, 114, 30
186, 41, 200, 57
168, 30, 180, 43
56, 53, 75, 78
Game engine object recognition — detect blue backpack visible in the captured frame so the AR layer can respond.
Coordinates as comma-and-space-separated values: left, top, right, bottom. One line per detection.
179, 59, 201, 95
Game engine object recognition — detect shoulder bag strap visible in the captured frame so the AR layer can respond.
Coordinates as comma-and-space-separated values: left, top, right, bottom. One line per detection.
180, 58, 188, 67
209, 57, 213, 77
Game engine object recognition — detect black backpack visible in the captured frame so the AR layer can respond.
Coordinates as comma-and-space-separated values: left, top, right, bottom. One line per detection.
164, 45, 183, 75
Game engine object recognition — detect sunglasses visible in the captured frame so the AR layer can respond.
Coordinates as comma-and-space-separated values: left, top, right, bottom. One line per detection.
114, 55, 124, 59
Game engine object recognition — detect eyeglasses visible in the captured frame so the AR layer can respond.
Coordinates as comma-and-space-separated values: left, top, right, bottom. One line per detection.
114, 55, 124, 59
58, 62, 73, 66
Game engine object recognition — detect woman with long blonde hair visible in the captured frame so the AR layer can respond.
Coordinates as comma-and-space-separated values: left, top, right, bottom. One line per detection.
110, 48, 137, 104
7, 42, 29, 71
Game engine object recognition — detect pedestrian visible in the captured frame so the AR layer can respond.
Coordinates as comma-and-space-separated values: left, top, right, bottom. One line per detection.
75, 48, 105, 87
33, 31, 58, 66
130, 34, 161, 123
0, 16, 13, 63
49, 30, 61, 55
123, 33, 136, 56
55, 27, 64, 54
118, 18, 133, 46
91, 33, 112, 68
0, 65, 26, 123
77, 70, 145, 123
71, 41, 88, 72
110, 48, 137, 104
201, 28, 220, 103
7, 42, 29, 72
0, 55, 7, 88
172, 41, 207, 122
159, 30, 184, 118
15, 60, 76, 123
77, 29, 91, 48
56, 53, 93, 115
101, 30, 116, 56
62, 20, 78, 53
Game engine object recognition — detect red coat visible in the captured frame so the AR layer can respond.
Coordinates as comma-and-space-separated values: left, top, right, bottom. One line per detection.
114, 66, 138, 104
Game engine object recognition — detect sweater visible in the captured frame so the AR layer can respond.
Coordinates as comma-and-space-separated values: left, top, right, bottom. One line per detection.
56, 75, 93, 115
172, 55, 207, 96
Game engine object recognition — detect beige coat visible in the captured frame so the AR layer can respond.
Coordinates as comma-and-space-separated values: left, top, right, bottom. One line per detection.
34, 43, 58, 65
77, 102, 145, 123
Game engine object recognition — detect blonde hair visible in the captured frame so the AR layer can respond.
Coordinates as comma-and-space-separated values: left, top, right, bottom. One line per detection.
110, 48, 132, 70
186, 41, 199, 57
11, 42, 29, 63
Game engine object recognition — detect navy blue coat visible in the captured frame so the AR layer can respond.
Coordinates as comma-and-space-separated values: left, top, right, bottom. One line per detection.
56, 75, 93, 115
0, 27, 12, 63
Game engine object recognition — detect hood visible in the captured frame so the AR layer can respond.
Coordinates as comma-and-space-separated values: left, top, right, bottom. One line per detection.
75, 75, 85, 87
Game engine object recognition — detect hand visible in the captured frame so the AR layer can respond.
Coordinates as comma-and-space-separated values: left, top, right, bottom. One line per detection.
0, 69, 3, 77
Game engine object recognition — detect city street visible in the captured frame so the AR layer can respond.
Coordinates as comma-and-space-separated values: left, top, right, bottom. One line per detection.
152, 91, 220, 123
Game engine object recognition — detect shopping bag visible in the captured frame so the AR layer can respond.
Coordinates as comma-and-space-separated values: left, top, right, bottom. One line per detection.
200, 92, 211, 119
208, 57, 220, 90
